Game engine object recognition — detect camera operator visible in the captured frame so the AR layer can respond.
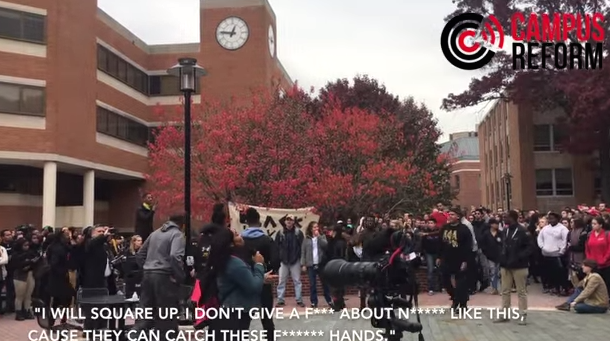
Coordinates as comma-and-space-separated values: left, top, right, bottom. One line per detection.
352, 216, 377, 309
436, 208, 472, 311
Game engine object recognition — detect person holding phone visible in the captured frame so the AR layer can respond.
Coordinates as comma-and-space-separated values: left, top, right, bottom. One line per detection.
10, 238, 41, 320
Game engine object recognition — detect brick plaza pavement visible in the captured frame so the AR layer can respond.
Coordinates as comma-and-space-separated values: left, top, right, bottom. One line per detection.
1, 285, 592, 341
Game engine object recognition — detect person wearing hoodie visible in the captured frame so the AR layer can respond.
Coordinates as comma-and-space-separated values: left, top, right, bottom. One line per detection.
134, 214, 186, 337
537, 212, 569, 295
584, 217, 610, 296
241, 207, 279, 341
495, 210, 532, 325
479, 219, 503, 294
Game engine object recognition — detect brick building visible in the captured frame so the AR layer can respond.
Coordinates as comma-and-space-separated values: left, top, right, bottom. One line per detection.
440, 131, 481, 209
0, 0, 292, 230
478, 101, 599, 212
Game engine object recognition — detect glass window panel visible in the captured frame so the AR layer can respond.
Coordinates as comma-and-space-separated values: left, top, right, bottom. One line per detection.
97, 46, 108, 71
0, 83, 20, 113
117, 60, 127, 82
106, 111, 118, 136
535, 169, 553, 196
555, 168, 573, 195
107, 53, 118, 75
0, 9, 21, 40
117, 115, 128, 139
126, 66, 136, 88
20, 87, 44, 115
22, 15, 45, 42
534, 125, 551, 151
96, 107, 108, 133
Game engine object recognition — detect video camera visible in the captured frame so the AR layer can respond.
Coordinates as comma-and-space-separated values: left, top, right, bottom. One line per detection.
322, 250, 424, 341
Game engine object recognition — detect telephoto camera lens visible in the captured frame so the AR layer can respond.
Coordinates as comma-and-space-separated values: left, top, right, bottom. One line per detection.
321, 259, 380, 288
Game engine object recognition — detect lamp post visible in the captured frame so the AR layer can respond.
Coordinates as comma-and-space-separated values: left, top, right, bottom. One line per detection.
167, 58, 207, 262
502, 173, 512, 211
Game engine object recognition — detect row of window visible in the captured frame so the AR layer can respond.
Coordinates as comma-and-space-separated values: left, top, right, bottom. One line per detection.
96, 106, 150, 147
535, 168, 573, 196
97, 45, 200, 96
0, 82, 45, 116
0, 7, 45, 44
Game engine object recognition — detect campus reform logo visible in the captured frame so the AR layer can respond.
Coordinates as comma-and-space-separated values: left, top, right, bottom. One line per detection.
440, 12, 605, 70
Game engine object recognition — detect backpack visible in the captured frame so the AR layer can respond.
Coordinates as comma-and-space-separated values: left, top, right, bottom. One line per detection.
192, 255, 240, 329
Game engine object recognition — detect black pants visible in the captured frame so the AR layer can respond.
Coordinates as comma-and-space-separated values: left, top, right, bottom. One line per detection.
133, 272, 180, 336
542, 256, 564, 291
3, 273, 15, 312
124, 280, 141, 298
208, 309, 252, 340
260, 283, 275, 341
442, 266, 469, 307
467, 252, 479, 291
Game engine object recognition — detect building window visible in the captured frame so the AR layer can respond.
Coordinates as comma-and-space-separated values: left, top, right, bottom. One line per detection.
0, 82, 45, 116
96, 45, 148, 95
535, 168, 573, 196
96, 107, 149, 146
0, 8, 45, 44
534, 124, 564, 152
454, 175, 460, 190
595, 173, 602, 196
149, 75, 199, 96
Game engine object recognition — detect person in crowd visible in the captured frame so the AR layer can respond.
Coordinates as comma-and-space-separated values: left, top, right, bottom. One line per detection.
301, 221, 332, 308
29, 233, 42, 254
556, 259, 609, 313
437, 208, 472, 310
46, 230, 75, 325
568, 219, 588, 273
585, 217, 610, 296
326, 224, 348, 310
275, 215, 304, 307
80, 225, 114, 330
537, 212, 569, 295
431, 203, 448, 227
461, 211, 484, 294
421, 217, 441, 295
479, 218, 502, 294
241, 207, 279, 341
135, 192, 156, 242
0, 240, 8, 314
205, 227, 270, 337
122, 235, 143, 298
134, 214, 186, 337
1, 229, 15, 314
526, 213, 541, 284
11, 238, 40, 320
495, 210, 531, 324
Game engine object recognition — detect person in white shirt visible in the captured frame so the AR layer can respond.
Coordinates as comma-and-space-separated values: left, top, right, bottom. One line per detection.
537, 212, 570, 294
301, 222, 332, 308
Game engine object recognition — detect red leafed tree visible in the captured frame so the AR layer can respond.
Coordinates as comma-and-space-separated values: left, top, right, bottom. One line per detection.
148, 83, 451, 219
442, 0, 610, 200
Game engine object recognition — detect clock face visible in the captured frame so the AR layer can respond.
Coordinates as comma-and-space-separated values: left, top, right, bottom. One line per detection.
268, 25, 275, 58
216, 17, 249, 50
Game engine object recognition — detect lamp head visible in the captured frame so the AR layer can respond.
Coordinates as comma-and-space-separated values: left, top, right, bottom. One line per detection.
167, 57, 207, 92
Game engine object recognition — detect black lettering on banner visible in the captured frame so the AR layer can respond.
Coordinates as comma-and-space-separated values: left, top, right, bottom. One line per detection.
263, 216, 277, 228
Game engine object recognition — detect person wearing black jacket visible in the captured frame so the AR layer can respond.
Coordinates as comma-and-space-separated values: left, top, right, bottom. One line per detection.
45, 231, 75, 324
241, 208, 279, 341
479, 219, 503, 294
437, 208, 472, 310
10, 238, 40, 320
134, 192, 155, 242
122, 235, 144, 298
421, 218, 442, 295
325, 225, 348, 310
495, 210, 532, 325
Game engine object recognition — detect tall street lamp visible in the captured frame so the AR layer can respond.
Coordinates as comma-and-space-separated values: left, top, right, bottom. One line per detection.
502, 173, 512, 211
167, 58, 207, 263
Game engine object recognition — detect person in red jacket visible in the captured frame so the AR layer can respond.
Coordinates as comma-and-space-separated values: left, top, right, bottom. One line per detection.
431, 202, 448, 228
585, 216, 610, 297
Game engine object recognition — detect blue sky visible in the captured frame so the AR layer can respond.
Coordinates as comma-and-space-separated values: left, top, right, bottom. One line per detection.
98, 0, 489, 142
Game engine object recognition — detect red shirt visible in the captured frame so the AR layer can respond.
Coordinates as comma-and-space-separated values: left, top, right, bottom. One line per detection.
431, 211, 448, 228
585, 230, 610, 268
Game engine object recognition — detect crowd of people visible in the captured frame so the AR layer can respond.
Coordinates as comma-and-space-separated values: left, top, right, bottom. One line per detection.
2, 194, 610, 339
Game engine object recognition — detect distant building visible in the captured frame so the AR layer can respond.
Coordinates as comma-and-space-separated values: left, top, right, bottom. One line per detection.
477, 101, 598, 212
440, 131, 480, 209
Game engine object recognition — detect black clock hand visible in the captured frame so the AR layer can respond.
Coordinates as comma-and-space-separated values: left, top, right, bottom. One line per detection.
230, 26, 236, 37
220, 31, 232, 35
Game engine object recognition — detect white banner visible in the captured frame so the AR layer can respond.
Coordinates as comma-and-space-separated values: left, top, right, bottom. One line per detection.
228, 202, 320, 238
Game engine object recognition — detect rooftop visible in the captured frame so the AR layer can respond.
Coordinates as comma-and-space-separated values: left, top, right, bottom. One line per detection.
440, 135, 479, 161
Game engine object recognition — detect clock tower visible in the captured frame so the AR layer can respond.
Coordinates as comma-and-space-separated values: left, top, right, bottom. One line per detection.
199, 0, 285, 102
